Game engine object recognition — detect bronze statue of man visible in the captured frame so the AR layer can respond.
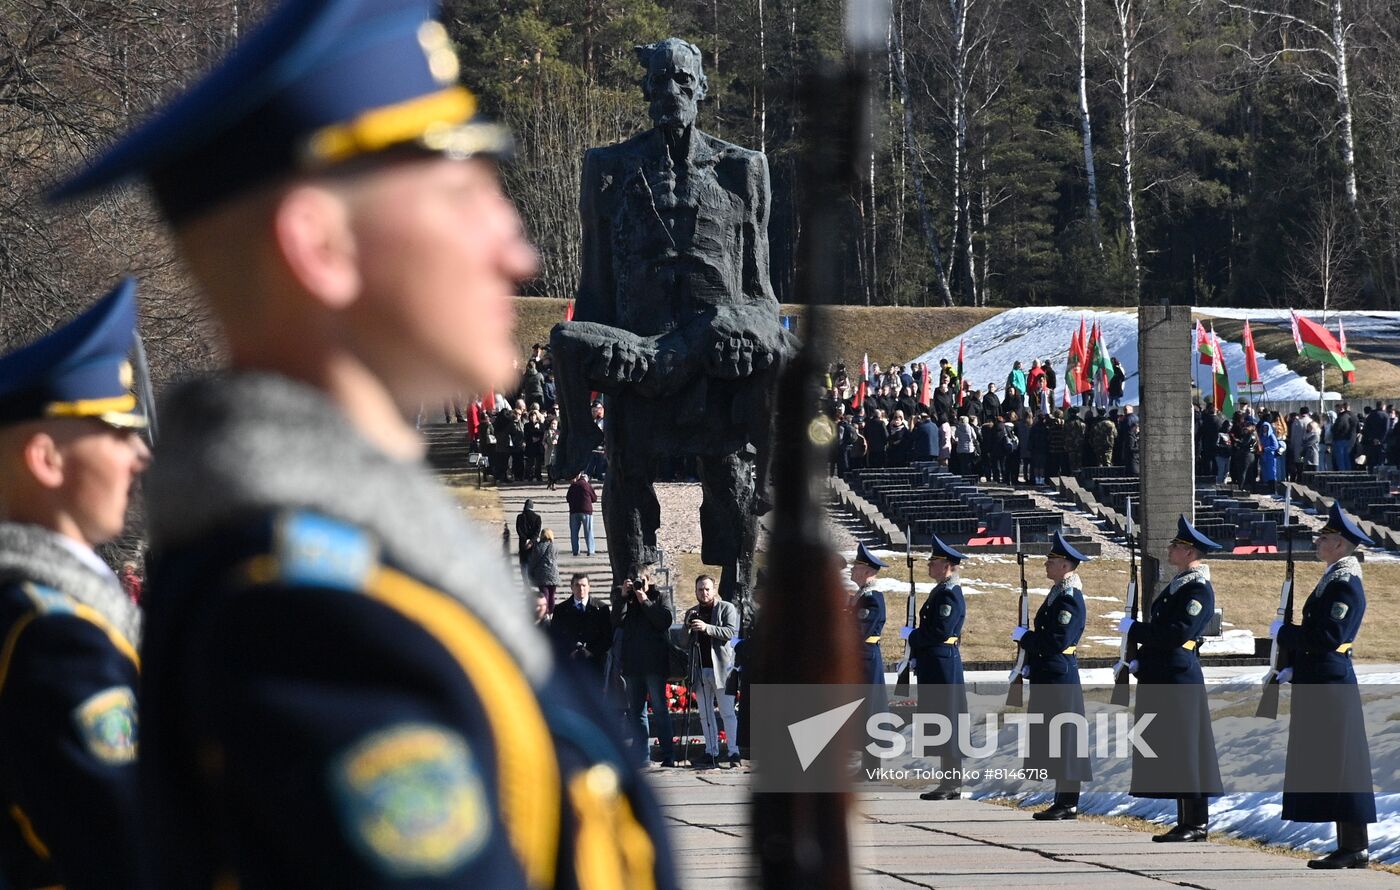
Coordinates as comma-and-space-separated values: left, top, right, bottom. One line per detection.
551, 38, 792, 617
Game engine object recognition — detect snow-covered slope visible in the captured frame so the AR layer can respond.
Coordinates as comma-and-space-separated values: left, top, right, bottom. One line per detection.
908, 307, 1337, 407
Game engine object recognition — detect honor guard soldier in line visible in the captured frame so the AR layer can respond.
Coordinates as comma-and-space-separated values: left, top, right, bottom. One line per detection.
1012, 532, 1091, 821
52, 0, 677, 886
1275, 502, 1376, 869
0, 281, 150, 889
1121, 516, 1223, 842
904, 536, 968, 801
851, 543, 887, 771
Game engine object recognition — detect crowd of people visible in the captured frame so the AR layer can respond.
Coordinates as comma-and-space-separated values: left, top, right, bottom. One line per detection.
826, 355, 1138, 486
1197, 399, 1400, 490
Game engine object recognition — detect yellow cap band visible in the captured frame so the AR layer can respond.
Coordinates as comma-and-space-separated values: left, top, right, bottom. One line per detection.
304, 86, 479, 166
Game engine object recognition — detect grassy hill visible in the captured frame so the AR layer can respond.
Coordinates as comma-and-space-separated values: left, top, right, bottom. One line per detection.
514, 297, 998, 370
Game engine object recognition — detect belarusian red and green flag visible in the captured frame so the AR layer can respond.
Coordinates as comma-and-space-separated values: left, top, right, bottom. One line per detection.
1196, 320, 1215, 366
1210, 327, 1236, 416
1290, 310, 1356, 384
1090, 322, 1112, 385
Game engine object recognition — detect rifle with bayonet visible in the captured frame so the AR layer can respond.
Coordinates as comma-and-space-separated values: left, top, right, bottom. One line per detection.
1111, 498, 1139, 708
1256, 486, 1295, 719
893, 523, 917, 697
1006, 521, 1028, 707
754, 2, 886, 887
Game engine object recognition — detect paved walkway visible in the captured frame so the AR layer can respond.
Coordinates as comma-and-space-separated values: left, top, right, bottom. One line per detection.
651, 770, 1398, 888
498, 481, 612, 595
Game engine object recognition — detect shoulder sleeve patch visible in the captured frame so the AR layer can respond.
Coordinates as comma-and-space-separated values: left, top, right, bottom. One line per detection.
1331, 602, 1350, 621
1057, 609, 1073, 625
938, 603, 953, 618
21, 583, 75, 616
73, 685, 137, 765
333, 723, 489, 878
276, 511, 378, 592
1187, 599, 1203, 617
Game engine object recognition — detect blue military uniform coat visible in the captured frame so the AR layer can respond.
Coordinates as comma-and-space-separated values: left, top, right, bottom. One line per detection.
0, 525, 144, 890
908, 580, 967, 759
140, 375, 676, 890
1020, 576, 1091, 782
854, 583, 888, 712
1277, 556, 1376, 824
1127, 566, 1222, 800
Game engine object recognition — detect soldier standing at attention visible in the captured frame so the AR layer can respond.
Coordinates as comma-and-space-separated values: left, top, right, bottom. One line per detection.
52, 0, 677, 886
851, 543, 887, 771
1014, 532, 1091, 821
1121, 516, 1223, 842
1275, 502, 1376, 869
0, 280, 150, 889
906, 536, 968, 801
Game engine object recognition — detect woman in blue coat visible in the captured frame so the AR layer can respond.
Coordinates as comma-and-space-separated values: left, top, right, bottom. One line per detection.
905, 536, 968, 800
1275, 502, 1377, 869
1122, 516, 1223, 841
1257, 417, 1281, 489
1013, 532, 1092, 820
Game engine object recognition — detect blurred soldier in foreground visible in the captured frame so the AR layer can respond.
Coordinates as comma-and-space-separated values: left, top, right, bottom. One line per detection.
53, 0, 676, 885
1122, 516, 1223, 842
1015, 532, 1091, 821
0, 280, 149, 888
1275, 502, 1376, 869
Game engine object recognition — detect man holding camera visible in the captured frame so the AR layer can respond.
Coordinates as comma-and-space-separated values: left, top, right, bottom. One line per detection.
618, 575, 676, 767
684, 575, 740, 769
548, 574, 613, 679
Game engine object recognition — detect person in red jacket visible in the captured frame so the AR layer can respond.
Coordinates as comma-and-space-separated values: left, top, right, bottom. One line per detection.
567, 472, 598, 556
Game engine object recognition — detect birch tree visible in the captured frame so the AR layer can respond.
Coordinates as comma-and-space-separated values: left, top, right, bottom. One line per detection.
1216, 0, 1362, 222
1044, 0, 1104, 251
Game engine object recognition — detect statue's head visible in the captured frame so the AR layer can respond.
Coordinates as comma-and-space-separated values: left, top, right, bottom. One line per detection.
634, 38, 707, 130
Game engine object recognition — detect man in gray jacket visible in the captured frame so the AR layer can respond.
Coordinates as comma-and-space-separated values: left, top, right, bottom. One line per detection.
683, 575, 740, 768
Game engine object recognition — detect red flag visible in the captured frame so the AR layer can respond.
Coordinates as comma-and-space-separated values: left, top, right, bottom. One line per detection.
853, 353, 868, 409
919, 365, 932, 407
956, 339, 965, 405
563, 299, 574, 322
1242, 320, 1261, 384
1061, 386, 1070, 410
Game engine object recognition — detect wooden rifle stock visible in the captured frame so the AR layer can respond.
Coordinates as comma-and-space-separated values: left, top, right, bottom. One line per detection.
753, 4, 885, 886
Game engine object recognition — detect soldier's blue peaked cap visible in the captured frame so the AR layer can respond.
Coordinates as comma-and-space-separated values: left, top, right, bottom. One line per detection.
1048, 531, 1090, 564
927, 535, 964, 564
1172, 514, 1222, 553
855, 543, 887, 570
1319, 501, 1373, 547
0, 278, 146, 430
50, 0, 511, 222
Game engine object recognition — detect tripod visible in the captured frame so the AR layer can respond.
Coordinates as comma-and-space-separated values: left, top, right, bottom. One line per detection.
680, 615, 703, 768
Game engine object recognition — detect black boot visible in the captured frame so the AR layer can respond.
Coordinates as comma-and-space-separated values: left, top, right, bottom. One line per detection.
919, 786, 962, 801
1033, 789, 1079, 820
1152, 824, 1207, 843
1307, 849, 1369, 870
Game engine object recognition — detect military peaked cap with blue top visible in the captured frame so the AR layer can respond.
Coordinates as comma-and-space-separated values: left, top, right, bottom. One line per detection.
927, 535, 965, 564
0, 278, 146, 430
1172, 514, 1222, 553
50, 0, 512, 222
1319, 501, 1374, 547
1048, 531, 1090, 565
855, 542, 887, 570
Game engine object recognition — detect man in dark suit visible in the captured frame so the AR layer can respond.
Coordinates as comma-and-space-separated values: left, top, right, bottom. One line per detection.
550, 574, 613, 678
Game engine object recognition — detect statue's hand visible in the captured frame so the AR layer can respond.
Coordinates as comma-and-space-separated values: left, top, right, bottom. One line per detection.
705, 312, 779, 379
590, 339, 652, 385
